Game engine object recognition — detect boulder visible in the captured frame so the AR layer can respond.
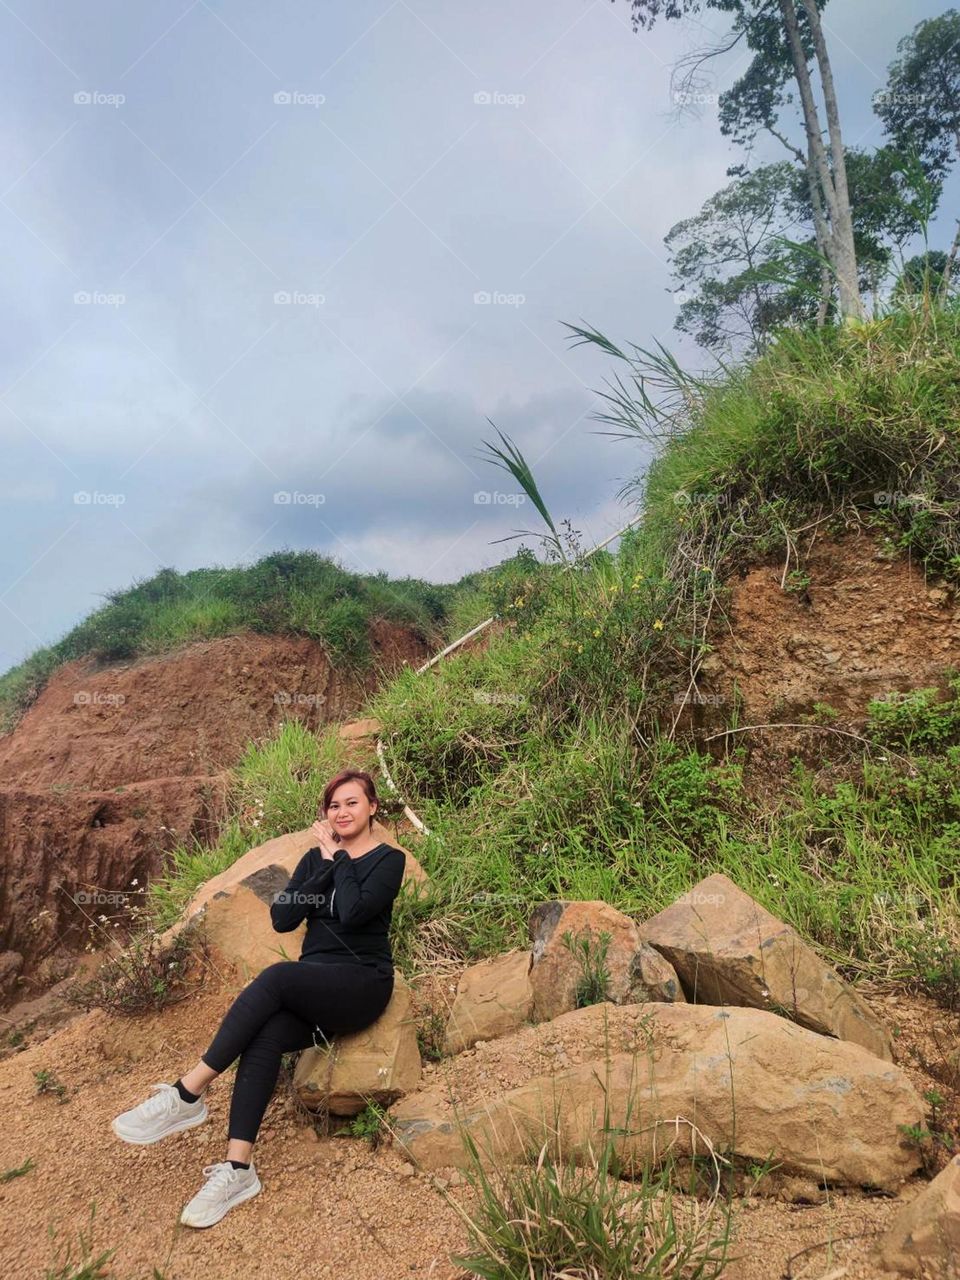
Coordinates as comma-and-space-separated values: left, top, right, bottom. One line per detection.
443, 950, 534, 1055
158, 820, 429, 979
293, 972, 421, 1116
528, 900, 684, 1021
876, 1154, 960, 1276
390, 1001, 922, 1190
638, 873, 892, 1060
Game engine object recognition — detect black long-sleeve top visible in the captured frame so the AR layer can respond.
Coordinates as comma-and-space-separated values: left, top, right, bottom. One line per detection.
269, 843, 405, 974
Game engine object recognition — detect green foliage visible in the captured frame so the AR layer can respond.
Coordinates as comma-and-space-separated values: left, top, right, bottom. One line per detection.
875, 9, 960, 184
44, 1204, 117, 1280
1, 1156, 35, 1182
560, 928, 613, 1007
33, 1070, 69, 1103
338, 1102, 388, 1147
866, 675, 960, 751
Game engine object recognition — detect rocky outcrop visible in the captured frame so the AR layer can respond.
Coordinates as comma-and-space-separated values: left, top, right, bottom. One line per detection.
638, 873, 893, 1060
391, 1001, 922, 1189
876, 1154, 960, 1276
294, 972, 421, 1115
528, 900, 684, 1021
443, 950, 534, 1055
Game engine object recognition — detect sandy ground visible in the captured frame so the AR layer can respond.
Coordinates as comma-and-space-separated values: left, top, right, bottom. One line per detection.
0, 972, 949, 1280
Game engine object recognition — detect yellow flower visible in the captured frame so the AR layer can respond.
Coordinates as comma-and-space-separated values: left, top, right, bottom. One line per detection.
653, 618, 664, 631
514, 595, 525, 608
577, 643, 583, 653
593, 628, 601, 637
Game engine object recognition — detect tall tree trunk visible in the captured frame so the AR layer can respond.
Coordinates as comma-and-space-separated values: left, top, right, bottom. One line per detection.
942, 219, 960, 294
798, 0, 863, 321
779, 0, 863, 321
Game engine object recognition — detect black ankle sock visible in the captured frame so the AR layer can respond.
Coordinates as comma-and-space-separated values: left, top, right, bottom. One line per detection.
172, 1078, 201, 1104
228, 1159, 250, 1170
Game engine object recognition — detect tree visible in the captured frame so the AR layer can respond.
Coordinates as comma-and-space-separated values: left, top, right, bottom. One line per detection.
665, 162, 819, 351
615, 0, 865, 320
666, 147, 934, 352
875, 10, 960, 184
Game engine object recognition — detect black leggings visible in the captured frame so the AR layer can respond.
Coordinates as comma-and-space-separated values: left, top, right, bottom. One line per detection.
200, 960, 394, 1143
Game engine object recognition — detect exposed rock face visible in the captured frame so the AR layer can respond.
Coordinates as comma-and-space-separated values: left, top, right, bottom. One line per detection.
391, 1001, 922, 1190
528, 900, 684, 1021
876, 1154, 960, 1276
159, 821, 429, 980
294, 972, 421, 1116
0, 626, 431, 1006
638, 873, 893, 1060
442, 950, 534, 1055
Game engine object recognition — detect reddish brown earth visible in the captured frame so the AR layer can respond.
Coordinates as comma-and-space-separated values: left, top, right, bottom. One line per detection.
0, 623, 432, 1008
679, 531, 960, 788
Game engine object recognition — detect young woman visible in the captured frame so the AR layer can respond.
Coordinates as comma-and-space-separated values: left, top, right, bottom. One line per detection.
111, 769, 406, 1228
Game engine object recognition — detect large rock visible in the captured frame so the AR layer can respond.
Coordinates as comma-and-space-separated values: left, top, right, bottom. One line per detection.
293, 972, 421, 1116
876, 1154, 960, 1276
529, 900, 684, 1021
638, 873, 893, 1061
443, 950, 534, 1055
158, 820, 429, 979
390, 1001, 922, 1190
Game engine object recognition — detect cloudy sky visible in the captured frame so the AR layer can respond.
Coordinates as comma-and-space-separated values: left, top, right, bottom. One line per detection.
0, 0, 954, 673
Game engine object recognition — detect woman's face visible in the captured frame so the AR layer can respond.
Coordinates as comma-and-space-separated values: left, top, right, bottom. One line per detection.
323, 781, 377, 836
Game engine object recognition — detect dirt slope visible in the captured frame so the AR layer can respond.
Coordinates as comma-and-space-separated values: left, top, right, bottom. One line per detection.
0, 964, 950, 1280
0, 623, 431, 1007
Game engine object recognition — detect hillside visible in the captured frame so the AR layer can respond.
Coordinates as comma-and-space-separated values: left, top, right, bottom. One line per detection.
1, 306, 959, 1279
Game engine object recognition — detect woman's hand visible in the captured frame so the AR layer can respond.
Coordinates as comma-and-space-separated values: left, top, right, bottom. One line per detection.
310, 818, 340, 860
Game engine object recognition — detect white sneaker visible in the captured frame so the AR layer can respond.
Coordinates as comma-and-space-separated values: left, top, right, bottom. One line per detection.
111, 1082, 208, 1145
180, 1160, 262, 1228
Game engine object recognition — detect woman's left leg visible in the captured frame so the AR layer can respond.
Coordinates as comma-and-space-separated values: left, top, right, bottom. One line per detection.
198, 960, 393, 1077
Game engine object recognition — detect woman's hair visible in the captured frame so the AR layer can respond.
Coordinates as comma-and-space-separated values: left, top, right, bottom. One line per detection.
321, 769, 379, 830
